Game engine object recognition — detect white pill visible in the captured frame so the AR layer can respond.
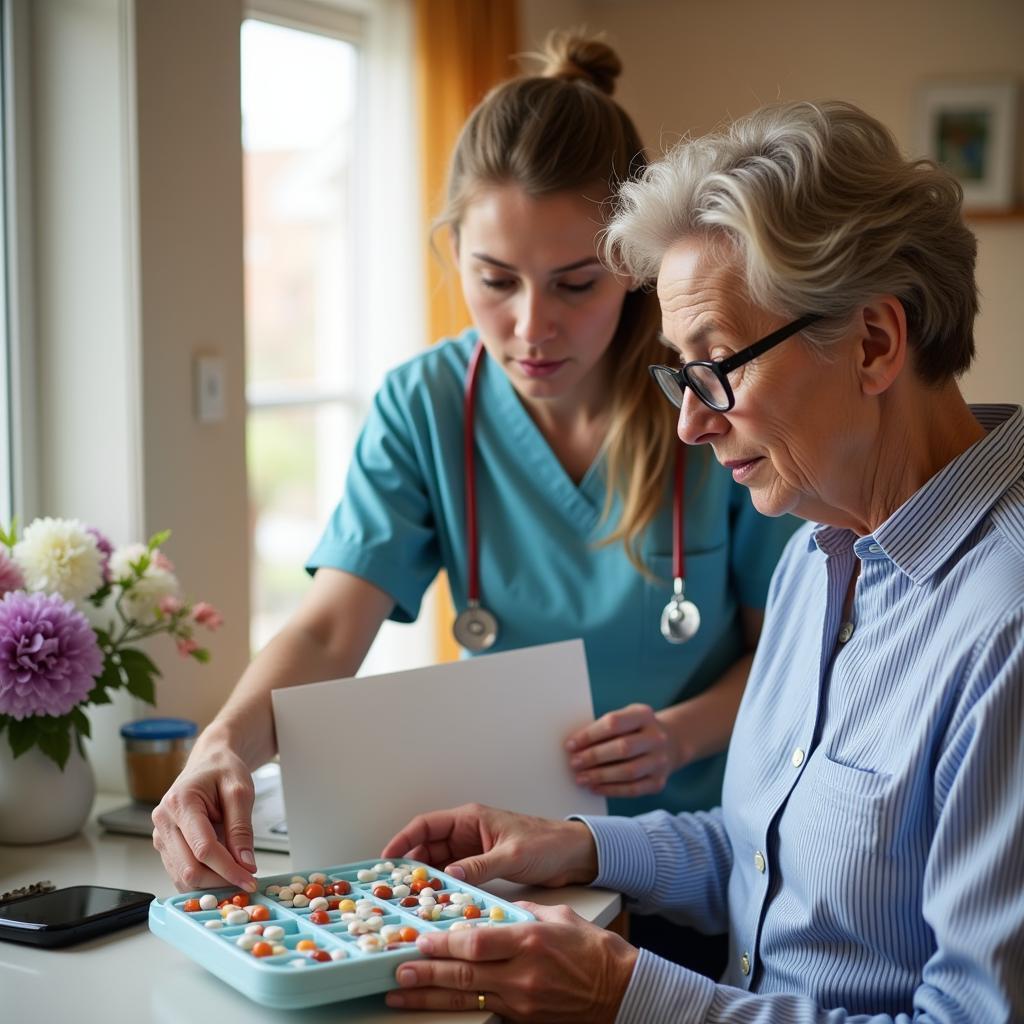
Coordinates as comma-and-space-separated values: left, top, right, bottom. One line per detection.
226, 910, 249, 926
308, 897, 329, 911
341, 912, 356, 922
204, 920, 223, 930
392, 884, 410, 898
291, 895, 309, 909
357, 935, 383, 952
418, 896, 436, 908
265, 884, 281, 896
198, 894, 218, 911
236, 934, 259, 950
443, 906, 461, 918
450, 892, 469, 905
366, 915, 383, 931
290, 876, 308, 886
245, 924, 264, 935
380, 925, 401, 942
347, 920, 364, 934
356, 869, 378, 883
289, 959, 308, 969
309, 872, 327, 884
272, 944, 286, 955
449, 920, 472, 931
330, 948, 348, 960
420, 886, 436, 899
390, 869, 405, 882
263, 925, 285, 941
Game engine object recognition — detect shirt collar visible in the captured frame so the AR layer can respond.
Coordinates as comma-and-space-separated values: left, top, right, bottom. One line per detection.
809, 404, 1024, 583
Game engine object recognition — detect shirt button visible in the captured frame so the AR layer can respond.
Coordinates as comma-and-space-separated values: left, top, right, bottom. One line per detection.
740, 951, 751, 975
791, 747, 805, 768
753, 850, 766, 873
838, 622, 854, 643
869, 544, 881, 553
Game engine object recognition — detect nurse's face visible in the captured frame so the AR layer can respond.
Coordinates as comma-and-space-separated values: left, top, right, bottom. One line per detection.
657, 237, 865, 524
455, 185, 629, 407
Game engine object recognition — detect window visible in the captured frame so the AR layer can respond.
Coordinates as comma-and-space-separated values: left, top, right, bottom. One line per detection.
242, 1, 431, 674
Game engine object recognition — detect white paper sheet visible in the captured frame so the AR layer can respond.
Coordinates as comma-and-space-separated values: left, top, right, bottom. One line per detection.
272, 639, 607, 867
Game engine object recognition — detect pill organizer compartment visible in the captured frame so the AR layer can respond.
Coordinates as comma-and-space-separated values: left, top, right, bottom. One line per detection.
149, 859, 534, 1008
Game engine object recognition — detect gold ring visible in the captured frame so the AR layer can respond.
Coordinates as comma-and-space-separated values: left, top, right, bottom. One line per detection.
477, 992, 487, 1011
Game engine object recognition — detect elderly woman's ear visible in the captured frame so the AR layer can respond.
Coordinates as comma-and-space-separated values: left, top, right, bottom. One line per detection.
853, 295, 908, 398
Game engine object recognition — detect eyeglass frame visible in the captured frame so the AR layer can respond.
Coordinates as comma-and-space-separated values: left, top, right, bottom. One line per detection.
649, 313, 821, 413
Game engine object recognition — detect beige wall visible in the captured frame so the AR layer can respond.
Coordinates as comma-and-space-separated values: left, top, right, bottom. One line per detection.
521, 0, 1024, 404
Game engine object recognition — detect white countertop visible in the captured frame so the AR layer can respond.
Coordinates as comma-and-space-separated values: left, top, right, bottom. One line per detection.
0, 794, 621, 1023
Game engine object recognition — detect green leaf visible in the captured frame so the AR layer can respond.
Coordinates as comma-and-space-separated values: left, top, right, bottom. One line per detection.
70, 706, 91, 739
120, 647, 161, 705
8, 717, 40, 757
86, 685, 113, 705
89, 582, 112, 606
37, 725, 72, 770
147, 528, 171, 551
190, 647, 211, 664
128, 553, 151, 577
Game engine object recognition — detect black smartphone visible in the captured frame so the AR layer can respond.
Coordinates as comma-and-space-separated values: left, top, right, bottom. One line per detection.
0, 884, 154, 947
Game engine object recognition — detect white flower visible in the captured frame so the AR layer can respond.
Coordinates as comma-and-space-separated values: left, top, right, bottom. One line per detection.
108, 543, 181, 625
13, 517, 104, 603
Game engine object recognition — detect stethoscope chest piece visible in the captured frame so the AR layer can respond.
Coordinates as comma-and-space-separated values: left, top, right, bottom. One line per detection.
661, 578, 700, 644
452, 600, 499, 652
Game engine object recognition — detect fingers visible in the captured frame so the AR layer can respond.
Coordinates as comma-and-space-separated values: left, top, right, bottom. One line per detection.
386, 984, 508, 1015
152, 792, 257, 892
218, 776, 258, 874
566, 704, 655, 760
381, 809, 460, 861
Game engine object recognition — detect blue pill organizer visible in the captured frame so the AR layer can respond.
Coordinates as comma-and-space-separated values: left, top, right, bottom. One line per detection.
149, 859, 534, 1008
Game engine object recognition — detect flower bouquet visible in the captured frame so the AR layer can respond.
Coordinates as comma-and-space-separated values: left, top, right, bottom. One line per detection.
0, 517, 222, 769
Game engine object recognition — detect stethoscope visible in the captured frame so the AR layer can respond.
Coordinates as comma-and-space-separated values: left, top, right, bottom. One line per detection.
452, 341, 700, 651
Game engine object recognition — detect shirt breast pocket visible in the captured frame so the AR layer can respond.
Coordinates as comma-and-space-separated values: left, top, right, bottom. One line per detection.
808, 754, 894, 854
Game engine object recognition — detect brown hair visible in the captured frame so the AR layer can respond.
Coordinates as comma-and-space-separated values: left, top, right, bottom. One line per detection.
436, 31, 680, 570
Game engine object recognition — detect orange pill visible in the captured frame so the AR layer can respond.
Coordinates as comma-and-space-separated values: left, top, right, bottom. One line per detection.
463, 905, 481, 919
372, 885, 393, 899
296, 939, 317, 952
182, 899, 201, 913
399, 927, 418, 943
331, 881, 351, 896
370, 907, 384, 916
251, 941, 273, 958
309, 910, 330, 925
231, 892, 250, 908
309, 949, 331, 962
249, 905, 271, 922
304, 883, 325, 899
436, 892, 452, 904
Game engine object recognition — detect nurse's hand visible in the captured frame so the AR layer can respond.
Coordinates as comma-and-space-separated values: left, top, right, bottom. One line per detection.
151, 744, 259, 893
381, 804, 598, 889
385, 903, 637, 1022
565, 703, 673, 797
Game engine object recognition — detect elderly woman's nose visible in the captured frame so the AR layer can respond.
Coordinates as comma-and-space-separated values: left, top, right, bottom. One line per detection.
677, 387, 724, 445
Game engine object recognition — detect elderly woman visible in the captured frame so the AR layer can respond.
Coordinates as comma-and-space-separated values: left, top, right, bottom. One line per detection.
379, 100, 1024, 1023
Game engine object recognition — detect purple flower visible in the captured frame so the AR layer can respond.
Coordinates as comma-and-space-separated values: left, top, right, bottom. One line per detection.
87, 526, 114, 583
0, 552, 25, 596
0, 591, 103, 719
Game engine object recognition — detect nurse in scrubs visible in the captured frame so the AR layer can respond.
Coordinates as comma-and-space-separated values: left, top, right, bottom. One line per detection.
152, 31, 797, 972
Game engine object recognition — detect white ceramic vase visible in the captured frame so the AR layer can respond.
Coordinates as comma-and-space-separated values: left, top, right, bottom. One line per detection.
0, 740, 96, 844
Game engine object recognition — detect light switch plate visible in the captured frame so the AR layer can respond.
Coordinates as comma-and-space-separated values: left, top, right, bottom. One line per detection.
194, 355, 226, 423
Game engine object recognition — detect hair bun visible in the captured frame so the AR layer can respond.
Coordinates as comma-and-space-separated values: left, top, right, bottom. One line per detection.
540, 30, 622, 96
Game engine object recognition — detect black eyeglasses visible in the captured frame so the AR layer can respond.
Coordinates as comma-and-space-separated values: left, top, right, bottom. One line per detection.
649, 313, 820, 413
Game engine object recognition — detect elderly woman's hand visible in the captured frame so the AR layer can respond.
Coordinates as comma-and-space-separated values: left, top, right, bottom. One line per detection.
380, 803, 598, 889
385, 903, 637, 1021
564, 702, 673, 797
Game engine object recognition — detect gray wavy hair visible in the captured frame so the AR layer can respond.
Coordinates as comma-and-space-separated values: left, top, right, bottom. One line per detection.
604, 100, 978, 382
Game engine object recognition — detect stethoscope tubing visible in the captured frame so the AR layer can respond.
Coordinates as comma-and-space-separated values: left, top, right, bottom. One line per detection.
458, 341, 694, 647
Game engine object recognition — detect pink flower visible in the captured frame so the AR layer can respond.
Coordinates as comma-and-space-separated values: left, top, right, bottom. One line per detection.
159, 595, 184, 616
0, 552, 25, 597
176, 636, 199, 658
191, 602, 224, 630
152, 552, 175, 573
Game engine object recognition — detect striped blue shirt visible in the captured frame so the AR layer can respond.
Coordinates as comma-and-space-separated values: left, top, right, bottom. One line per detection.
583, 404, 1024, 1023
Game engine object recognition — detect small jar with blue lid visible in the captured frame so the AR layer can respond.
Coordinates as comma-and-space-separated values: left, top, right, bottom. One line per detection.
121, 718, 197, 804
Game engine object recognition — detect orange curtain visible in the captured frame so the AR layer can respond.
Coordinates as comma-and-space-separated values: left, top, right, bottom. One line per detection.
414, 0, 519, 663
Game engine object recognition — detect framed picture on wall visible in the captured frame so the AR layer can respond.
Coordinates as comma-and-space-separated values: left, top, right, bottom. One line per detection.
916, 80, 1020, 211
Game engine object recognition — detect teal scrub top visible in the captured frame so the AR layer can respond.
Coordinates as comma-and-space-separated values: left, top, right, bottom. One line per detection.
307, 330, 800, 817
